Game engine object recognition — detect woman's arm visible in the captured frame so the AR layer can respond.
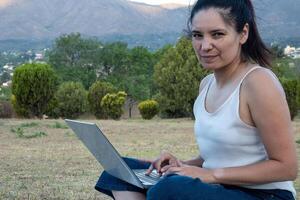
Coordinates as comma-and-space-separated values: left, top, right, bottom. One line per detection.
212, 69, 298, 185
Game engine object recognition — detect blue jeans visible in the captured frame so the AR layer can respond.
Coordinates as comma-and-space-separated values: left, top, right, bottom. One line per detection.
95, 158, 294, 200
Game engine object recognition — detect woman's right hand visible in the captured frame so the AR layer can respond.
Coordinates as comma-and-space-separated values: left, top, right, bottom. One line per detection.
145, 151, 182, 175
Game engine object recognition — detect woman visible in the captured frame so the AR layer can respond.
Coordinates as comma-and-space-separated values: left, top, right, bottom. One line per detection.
95, 0, 298, 199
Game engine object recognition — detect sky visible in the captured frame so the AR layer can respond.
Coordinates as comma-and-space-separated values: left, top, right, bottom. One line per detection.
129, 0, 196, 5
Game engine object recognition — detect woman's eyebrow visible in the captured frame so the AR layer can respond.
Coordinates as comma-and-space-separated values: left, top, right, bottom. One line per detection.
192, 28, 227, 33
191, 30, 202, 34
210, 29, 227, 33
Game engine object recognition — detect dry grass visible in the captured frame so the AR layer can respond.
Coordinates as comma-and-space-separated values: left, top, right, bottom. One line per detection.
0, 118, 299, 199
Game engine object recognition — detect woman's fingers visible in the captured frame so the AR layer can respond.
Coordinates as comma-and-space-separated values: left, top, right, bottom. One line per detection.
161, 159, 182, 172
157, 155, 170, 172
146, 158, 164, 175
165, 166, 181, 175
161, 164, 173, 173
146, 163, 154, 175
145, 151, 178, 175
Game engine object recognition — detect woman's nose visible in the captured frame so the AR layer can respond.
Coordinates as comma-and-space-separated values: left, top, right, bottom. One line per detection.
201, 38, 213, 51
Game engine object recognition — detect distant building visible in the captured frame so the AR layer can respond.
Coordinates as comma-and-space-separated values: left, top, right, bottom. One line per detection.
2, 64, 14, 71
34, 53, 43, 60
284, 45, 295, 55
2, 80, 12, 87
284, 45, 300, 59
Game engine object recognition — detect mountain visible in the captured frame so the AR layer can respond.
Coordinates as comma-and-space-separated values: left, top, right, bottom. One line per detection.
0, 0, 299, 50
0, 0, 189, 40
253, 0, 300, 41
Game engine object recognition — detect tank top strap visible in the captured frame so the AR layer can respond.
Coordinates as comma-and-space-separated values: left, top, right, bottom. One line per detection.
207, 74, 214, 89
200, 74, 214, 96
238, 66, 262, 86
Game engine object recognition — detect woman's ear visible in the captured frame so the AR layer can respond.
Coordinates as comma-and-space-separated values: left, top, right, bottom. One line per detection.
240, 23, 249, 45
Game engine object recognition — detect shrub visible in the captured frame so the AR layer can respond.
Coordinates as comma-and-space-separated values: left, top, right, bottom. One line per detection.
11, 95, 30, 117
280, 78, 299, 120
0, 100, 14, 118
11, 126, 47, 139
138, 100, 159, 120
153, 37, 209, 118
298, 80, 300, 112
101, 91, 127, 120
45, 96, 60, 119
56, 82, 88, 119
88, 81, 117, 119
11, 63, 58, 118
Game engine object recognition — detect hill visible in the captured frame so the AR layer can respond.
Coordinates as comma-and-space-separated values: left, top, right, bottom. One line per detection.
0, 0, 299, 50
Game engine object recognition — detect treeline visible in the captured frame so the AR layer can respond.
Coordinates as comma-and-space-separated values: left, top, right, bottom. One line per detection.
0, 33, 300, 120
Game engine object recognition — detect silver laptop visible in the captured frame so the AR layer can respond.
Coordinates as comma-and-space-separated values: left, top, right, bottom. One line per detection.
65, 119, 162, 189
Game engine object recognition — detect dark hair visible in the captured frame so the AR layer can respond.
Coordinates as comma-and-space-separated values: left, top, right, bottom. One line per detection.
187, 0, 272, 68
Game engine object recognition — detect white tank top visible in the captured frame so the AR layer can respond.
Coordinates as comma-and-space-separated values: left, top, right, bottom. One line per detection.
193, 66, 296, 198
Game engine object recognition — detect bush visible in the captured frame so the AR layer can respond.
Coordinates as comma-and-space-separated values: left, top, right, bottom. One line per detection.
298, 80, 300, 113
153, 37, 209, 118
138, 100, 159, 120
11, 126, 47, 139
88, 81, 117, 119
11, 63, 58, 118
0, 100, 14, 118
56, 82, 88, 119
45, 96, 60, 119
280, 78, 299, 120
101, 91, 127, 120
11, 95, 30, 117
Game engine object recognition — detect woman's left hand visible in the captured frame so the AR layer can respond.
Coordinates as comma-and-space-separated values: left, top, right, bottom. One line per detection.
162, 165, 217, 184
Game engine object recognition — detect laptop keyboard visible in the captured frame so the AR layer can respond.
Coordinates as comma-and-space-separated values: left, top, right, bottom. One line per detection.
133, 169, 162, 185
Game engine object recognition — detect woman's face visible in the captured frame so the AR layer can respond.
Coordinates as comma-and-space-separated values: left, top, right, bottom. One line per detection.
191, 8, 248, 70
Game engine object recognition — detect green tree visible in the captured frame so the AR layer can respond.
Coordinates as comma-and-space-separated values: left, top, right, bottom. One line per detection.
98, 42, 129, 78
107, 45, 156, 117
272, 58, 300, 117
56, 82, 88, 119
153, 44, 173, 62
11, 63, 57, 118
154, 37, 209, 118
272, 57, 300, 79
88, 81, 117, 119
48, 33, 101, 89
128, 46, 156, 99
297, 79, 300, 112
280, 78, 299, 120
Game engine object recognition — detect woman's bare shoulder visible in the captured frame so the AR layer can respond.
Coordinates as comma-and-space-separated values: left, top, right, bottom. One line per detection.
243, 67, 285, 98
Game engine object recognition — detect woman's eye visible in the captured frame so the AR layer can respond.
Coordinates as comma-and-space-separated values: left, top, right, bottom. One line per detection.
192, 33, 203, 39
212, 32, 224, 38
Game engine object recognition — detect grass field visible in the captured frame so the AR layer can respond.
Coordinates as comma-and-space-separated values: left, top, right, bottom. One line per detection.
0, 118, 299, 199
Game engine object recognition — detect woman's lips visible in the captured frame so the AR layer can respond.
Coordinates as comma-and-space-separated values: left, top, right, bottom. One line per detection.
200, 55, 218, 63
